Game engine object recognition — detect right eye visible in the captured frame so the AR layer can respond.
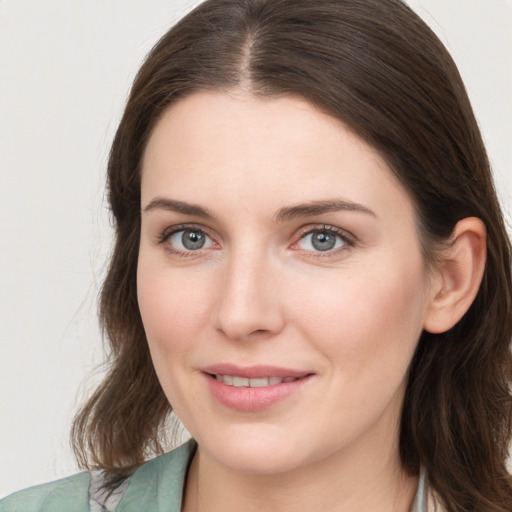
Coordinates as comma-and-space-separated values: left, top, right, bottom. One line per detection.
164, 228, 214, 252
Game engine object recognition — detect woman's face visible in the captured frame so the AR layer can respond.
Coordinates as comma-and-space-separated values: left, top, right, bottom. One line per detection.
137, 91, 436, 475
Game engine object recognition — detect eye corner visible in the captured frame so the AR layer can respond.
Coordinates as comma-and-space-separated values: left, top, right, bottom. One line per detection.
157, 224, 219, 257
290, 224, 356, 257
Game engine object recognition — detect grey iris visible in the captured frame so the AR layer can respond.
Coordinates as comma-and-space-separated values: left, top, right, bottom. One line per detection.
312, 231, 336, 251
182, 230, 205, 250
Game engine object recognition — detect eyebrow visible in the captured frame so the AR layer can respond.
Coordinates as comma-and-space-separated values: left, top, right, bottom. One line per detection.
143, 197, 215, 219
142, 197, 376, 222
274, 198, 377, 223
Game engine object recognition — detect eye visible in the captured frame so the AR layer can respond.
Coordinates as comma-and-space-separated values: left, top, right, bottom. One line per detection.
294, 226, 352, 253
165, 228, 214, 252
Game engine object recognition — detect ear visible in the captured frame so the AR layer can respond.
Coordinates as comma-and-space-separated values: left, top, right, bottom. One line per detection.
423, 217, 487, 334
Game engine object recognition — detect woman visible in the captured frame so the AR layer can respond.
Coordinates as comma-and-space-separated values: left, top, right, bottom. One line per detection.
1, 0, 511, 511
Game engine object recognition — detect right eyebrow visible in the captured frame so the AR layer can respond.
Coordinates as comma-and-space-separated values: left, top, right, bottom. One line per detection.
274, 198, 377, 223
142, 197, 215, 219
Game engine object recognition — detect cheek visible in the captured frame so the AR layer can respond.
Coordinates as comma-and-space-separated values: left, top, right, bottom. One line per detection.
136, 262, 215, 414
137, 262, 212, 356
293, 261, 428, 376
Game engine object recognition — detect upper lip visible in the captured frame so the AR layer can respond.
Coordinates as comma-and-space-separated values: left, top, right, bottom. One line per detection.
201, 363, 311, 379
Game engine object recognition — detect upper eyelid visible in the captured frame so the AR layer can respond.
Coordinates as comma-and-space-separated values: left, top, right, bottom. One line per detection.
160, 223, 212, 239
290, 226, 355, 259
294, 224, 356, 243
157, 225, 217, 256
156, 222, 356, 249
156, 225, 213, 253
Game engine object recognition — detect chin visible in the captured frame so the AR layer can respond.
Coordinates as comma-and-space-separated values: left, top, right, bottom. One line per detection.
214, 444, 306, 475
193, 423, 328, 475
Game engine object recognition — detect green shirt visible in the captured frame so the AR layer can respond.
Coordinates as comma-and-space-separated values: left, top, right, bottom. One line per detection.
0, 440, 195, 512
0, 440, 431, 511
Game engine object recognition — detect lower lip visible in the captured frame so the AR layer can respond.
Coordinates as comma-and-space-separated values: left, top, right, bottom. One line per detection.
204, 373, 312, 412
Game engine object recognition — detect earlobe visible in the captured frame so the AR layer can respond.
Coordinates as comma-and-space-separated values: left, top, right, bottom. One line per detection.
423, 217, 487, 334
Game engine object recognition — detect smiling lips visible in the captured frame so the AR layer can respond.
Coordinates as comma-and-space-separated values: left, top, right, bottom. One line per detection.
202, 365, 312, 412
213, 375, 300, 387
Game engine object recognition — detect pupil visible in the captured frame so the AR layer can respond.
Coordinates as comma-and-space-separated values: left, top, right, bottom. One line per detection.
312, 232, 336, 251
182, 231, 205, 250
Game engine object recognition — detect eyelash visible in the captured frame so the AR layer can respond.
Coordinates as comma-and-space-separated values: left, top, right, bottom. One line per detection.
292, 224, 355, 258
157, 223, 355, 258
157, 224, 215, 257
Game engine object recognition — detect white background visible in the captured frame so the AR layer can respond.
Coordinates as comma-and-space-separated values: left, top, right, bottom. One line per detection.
0, 0, 511, 499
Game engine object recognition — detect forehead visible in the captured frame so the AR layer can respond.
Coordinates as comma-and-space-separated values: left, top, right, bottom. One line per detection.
141, 90, 415, 224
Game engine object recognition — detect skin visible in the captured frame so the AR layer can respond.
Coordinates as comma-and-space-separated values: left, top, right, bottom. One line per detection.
137, 90, 441, 511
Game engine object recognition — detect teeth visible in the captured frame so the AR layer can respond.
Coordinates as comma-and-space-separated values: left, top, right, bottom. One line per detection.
249, 377, 269, 388
233, 376, 249, 387
215, 375, 299, 387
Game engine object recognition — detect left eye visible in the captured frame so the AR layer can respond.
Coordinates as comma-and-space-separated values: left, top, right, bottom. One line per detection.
168, 229, 214, 251
296, 229, 346, 252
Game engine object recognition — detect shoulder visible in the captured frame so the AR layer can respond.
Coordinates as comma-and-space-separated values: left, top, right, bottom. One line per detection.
0, 439, 197, 512
114, 439, 197, 511
0, 472, 91, 512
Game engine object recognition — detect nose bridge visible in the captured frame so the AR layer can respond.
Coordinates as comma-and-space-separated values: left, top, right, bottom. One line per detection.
214, 241, 283, 341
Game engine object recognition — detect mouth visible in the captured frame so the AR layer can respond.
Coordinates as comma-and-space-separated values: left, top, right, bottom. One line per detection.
210, 374, 301, 387
201, 365, 313, 412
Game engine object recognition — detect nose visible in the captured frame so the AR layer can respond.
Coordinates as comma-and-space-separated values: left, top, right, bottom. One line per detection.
213, 247, 285, 342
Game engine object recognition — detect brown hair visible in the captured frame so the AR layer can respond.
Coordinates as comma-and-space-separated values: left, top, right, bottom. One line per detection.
72, 0, 512, 509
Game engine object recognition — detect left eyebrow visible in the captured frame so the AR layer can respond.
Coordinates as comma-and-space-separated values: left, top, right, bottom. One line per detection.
274, 198, 377, 223
142, 197, 215, 219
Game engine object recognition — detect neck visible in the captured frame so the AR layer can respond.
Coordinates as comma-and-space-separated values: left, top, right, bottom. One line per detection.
182, 432, 418, 512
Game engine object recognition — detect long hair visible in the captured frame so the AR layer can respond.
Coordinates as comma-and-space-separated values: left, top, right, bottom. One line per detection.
72, 1, 512, 509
